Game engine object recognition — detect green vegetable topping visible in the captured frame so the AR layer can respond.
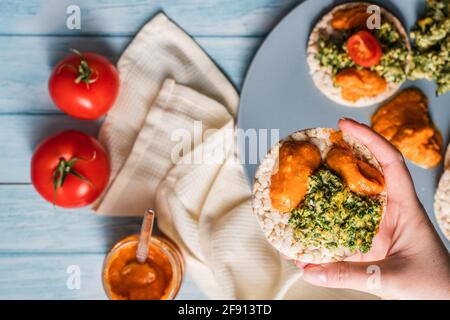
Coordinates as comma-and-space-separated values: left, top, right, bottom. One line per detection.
288, 168, 382, 254
372, 22, 409, 83
409, 0, 450, 95
315, 20, 409, 83
316, 36, 355, 75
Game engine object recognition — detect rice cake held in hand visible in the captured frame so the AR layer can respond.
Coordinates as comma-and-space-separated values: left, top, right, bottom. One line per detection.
252, 128, 387, 263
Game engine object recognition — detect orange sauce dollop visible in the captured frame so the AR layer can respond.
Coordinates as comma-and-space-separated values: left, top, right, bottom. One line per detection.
326, 146, 385, 196
270, 141, 321, 212
331, 5, 371, 30
105, 242, 173, 300
371, 88, 442, 168
335, 68, 387, 102
327, 132, 385, 196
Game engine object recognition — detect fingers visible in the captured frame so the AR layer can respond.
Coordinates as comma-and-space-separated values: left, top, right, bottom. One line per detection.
338, 118, 416, 203
295, 260, 310, 269
280, 253, 291, 260
280, 253, 310, 268
303, 261, 388, 294
338, 118, 402, 167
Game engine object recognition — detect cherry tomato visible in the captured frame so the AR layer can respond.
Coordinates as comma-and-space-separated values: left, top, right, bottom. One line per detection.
347, 30, 383, 68
49, 49, 119, 120
31, 130, 110, 208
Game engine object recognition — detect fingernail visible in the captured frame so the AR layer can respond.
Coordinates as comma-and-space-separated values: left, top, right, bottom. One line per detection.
339, 117, 359, 124
295, 260, 309, 269
303, 265, 327, 284
281, 253, 291, 261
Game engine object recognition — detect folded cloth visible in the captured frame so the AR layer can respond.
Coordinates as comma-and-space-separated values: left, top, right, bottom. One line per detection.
94, 12, 374, 300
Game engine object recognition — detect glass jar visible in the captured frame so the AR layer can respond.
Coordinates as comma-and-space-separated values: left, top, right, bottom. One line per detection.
102, 235, 184, 300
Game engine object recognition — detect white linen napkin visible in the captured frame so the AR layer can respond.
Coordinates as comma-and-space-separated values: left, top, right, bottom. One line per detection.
93, 12, 374, 300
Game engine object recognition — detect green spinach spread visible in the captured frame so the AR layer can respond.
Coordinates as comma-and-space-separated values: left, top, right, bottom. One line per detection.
410, 0, 449, 95
288, 168, 382, 253
315, 21, 409, 83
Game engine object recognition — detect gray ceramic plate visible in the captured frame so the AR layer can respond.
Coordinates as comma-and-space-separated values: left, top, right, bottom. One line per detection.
238, 0, 450, 247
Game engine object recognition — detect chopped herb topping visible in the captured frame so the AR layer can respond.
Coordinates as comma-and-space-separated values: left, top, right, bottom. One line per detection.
409, 0, 449, 95
288, 167, 382, 253
315, 20, 409, 83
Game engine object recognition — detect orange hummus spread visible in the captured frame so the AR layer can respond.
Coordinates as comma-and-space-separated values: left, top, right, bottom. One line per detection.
331, 5, 371, 30
371, 88, 442, 168
326, 146, 385, 196
335, 68, 387, 102
270, 141, 321, 212
105, 242, 173, 300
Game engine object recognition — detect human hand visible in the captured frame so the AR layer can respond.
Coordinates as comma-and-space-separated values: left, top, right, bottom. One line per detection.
299, 118, 450, 299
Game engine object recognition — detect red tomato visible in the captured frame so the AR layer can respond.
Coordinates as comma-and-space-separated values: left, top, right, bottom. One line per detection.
347, 31, 383, 68
31, 130, 110, 208
49, 50, 119, 120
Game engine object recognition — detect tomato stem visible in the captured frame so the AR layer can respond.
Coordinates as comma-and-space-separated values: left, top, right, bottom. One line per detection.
52, 152, 97, 205
57, 63, 77, 74
70, 48, 99, 87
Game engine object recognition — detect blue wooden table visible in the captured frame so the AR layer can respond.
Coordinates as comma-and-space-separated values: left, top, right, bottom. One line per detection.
0, 0, 304, 299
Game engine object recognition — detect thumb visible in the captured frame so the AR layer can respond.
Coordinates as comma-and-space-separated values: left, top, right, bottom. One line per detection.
303, 261, 388, 294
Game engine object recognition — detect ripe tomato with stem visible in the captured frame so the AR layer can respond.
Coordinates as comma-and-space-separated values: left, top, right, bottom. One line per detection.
31, 130, 110, 208
49, 49, 119, 120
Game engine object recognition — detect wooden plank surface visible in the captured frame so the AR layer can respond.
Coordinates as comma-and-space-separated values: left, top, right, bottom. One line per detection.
0, 185, 142, 253
0, 35, 259, 182
0, 36, 259, 113
0, 253, 205, 299
0, 0, 299, 300
0, 115, 101, 183
0, 0, 299, 36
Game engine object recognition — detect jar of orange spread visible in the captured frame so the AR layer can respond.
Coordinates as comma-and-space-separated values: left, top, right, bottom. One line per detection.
102, 235, 184, 300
